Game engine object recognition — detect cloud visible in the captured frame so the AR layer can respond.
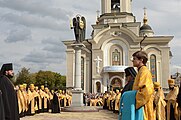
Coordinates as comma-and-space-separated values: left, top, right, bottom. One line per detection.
0, 0, 73, 20
5, 26, 32, 43
21, 49, 65, 64
41, 37, 65, 53
1, 13, 69, 31
0, 0, 180, 76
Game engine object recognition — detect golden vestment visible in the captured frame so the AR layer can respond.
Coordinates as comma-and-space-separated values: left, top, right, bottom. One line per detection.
132, 66, 154, 120
153, 88, 166, 120
115, 93, 121, 111
27, 90, 36, 114
17, 90, 25, 114
165, 86, 179, 120
22, 90, 28, 111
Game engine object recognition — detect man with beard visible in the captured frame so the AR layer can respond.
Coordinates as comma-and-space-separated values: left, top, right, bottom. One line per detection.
121, 67, 137, 95
165, 79, 179, 120
0, 63, 20, 120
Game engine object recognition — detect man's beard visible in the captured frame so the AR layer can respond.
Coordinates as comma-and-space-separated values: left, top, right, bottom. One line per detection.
6, 74, 14, 79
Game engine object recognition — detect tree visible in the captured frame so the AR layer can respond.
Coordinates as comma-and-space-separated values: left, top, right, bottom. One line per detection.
35, 70, 66, 90
16, 67, 31, 85
15, 68, 66, 90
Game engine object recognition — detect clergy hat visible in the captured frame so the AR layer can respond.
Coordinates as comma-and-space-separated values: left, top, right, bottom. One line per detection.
0, 63, 13, 75
168, 79, 175, 86
153, 82, 160, 89
124, 67, 137, 78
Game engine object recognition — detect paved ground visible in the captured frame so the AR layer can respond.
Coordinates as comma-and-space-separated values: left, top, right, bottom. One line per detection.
20, 109, 118, 120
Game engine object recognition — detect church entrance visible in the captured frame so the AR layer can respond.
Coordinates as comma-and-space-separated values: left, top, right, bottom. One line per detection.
110, 78, 122, 91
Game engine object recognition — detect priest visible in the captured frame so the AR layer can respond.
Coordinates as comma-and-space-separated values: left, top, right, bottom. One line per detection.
0, 63, 20, 120
165, 79, 179, 120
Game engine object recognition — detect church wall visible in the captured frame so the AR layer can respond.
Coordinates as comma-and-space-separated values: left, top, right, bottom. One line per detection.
160, 47, 170, 89
92, 49, 103, 76
85, 54, 91, 93
66, 49, 75, 89
146, 46, 162, 83
101, 0, 111, 14
102, 73, 109, 92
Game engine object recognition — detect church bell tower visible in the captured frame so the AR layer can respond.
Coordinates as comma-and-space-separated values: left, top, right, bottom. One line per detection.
99, 0, 135, 24
101, 0, 132, 14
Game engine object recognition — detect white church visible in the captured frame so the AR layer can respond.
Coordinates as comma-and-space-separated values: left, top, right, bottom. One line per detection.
63, 0, 173, 93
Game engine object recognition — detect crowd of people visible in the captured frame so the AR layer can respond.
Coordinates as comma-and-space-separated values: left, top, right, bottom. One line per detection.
0, 51, 181, 120
16, 84, 72, 117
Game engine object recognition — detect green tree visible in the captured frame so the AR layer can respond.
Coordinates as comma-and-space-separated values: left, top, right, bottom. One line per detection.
15, 67, 31, 85
15, 68, 66, 90
35, 70, 55, 89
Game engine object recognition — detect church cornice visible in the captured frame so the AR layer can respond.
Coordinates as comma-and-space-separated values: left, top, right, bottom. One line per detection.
100, 12, 134, 18
137, 36, 174, 44
92, 26, 139, 44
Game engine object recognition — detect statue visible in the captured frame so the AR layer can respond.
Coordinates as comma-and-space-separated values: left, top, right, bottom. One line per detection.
71, 15, 86, 43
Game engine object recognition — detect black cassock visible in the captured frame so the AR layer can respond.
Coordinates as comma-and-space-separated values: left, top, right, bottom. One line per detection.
51, 92, 60, 113
0, 75, 19, 120
0, 90, 5, 120
121, 80, 134, 96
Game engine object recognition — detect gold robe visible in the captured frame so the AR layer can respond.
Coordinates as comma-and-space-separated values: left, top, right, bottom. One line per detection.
66, 94, 72, 106
90, 99, 98, 106
115, 93, 121, 111
17, 90, 25, 114
27, 89, 35, 114
132, 66, 154, 120
22, 90, 28, 111
153, 88, 166, 120
165, 86, 179, 120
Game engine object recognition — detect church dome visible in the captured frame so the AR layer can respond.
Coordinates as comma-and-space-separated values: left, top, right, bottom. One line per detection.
140, 24, 152, 31
139, 24, 154, 37
139, 8, 154, 37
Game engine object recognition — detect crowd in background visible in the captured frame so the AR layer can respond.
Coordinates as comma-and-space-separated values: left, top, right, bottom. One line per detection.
16, 84, 72, 118
0, 50, 181, 120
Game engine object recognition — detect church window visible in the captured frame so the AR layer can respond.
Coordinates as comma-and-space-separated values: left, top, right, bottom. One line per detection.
81, 57, 84, 90
150, 54, 157, 82
112, 49, 120, 65
96, 82, 101, 93
111, 0, 120, 12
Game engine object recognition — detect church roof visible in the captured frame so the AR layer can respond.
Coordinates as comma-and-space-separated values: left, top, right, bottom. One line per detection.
140, 24, 153, 31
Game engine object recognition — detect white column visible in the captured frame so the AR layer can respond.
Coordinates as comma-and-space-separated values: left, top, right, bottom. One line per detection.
74, 46, 82, 90
71, 43, 85, 107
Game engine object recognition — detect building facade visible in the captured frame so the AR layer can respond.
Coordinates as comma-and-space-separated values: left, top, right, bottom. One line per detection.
63, 0, 173, 93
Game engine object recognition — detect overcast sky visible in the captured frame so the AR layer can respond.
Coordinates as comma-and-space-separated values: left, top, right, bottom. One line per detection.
0, 0, 180, 75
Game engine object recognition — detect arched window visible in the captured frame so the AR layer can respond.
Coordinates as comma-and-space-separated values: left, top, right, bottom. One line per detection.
111, 0, 120, 12
81, 57, 84, 90
112, 49, 120, 65
150, 54, 157, 82
96, 82, 101, 93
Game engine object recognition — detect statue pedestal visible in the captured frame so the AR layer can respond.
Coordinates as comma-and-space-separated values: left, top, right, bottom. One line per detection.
71, 89, 84, 107
62, 43, 99, 112
71, 43, 85, 107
